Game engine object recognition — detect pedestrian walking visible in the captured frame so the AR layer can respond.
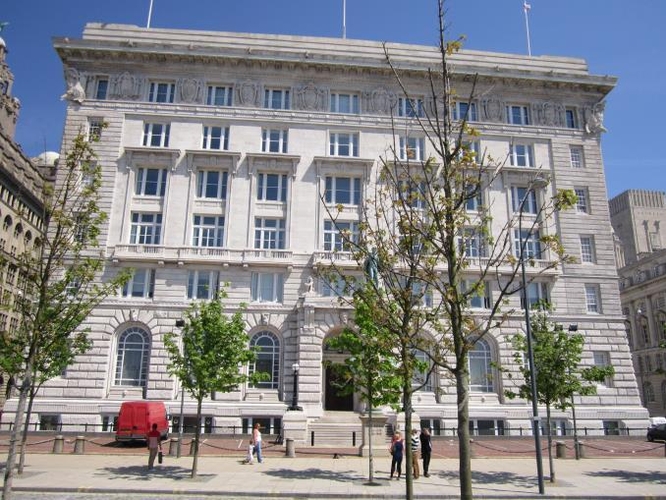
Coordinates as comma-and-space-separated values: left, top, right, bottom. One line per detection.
389, 431, 404, 480
420, 427, 432, 477
410, 429, 420, 479
146, 423, 162, 470
251, 422, 263, 463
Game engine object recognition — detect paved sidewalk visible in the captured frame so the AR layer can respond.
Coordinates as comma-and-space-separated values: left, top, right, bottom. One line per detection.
2, 452, 665, 499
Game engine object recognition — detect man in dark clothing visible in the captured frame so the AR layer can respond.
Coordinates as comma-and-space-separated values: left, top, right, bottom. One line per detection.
419, 427, 432, 477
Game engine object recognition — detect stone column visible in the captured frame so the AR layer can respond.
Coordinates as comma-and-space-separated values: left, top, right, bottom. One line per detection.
282, 410, 308, 446
359, 410, 388, 457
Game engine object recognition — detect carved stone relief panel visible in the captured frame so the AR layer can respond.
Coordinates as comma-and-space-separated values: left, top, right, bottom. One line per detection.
363, 87, 396, 115
295, 81, 327, 111
532, 101, 565, 127
482, 97, 504, 122
61, 67, 86, 104
236, 79, 260, 107
178, 77, 203, 104
110, 72, 144, 100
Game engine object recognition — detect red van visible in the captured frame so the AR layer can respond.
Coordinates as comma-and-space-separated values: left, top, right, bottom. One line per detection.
115, 401, 169, 442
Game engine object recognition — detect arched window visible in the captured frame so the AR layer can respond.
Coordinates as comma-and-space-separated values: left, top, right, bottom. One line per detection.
643, 382, 655, 403
469, 338, 493, 393
412, 348, 434, 392
3, 215, 12, 231
249, 331, 280, 389
13, 223, 22, 238
114, 326, 150, 387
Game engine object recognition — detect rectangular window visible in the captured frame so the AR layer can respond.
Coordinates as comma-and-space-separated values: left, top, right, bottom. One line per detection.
580, 236, 596, 263
506, 105, 530, 125
399, 136, 425, 161
511, 186, 538, 214
142, 123, 170, 147
399, 180, 427, 210
122, 268, 155, 298
88, 119, 103, 142
453, 101, 477, 121
565, 108, 578, 129
325, 176, 361, 206
130, 213, 162, 245
202, 126, 229, 150
514, 229, 541, 259
521, 282, 549, 309
196, 170, 228, 200
397, 97, 424, 118
321, 276, 352, 297
261, 129, 288, 153
330, 93, 359, 114
324, 220, 359, 251
264, 88, 290, 110
206, 85, 232, 106
465, 185, 482, 211
570, 145, 584, 168
465, 281, 491, 309
574, 188, 589, 213
585, 284, 601, 313
192, 215, 225, 247
95, 79, 108, 100
329, 132, 359, 157
148, 82, 175, 103
187, 270, 220, 299
254, 218, 286, 249
251, 272, 284, 303
459, 228, 486, 258
135, 168, 167, 196
257, 173, 288, 202
593, 351, 613, 387
509, 144, 534, 167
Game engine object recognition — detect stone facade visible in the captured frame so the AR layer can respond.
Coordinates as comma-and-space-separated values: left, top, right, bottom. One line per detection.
1, 24, 648, 437
611, 190, 666, 416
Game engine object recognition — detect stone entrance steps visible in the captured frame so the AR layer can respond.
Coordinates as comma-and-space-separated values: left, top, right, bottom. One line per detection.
305, 411, 392, 448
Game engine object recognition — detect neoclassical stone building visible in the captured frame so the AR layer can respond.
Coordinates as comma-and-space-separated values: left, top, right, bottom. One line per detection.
2, 23, 648, 438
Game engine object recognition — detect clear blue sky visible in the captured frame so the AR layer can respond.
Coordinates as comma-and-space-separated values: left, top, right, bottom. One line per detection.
2, 0, 664, 198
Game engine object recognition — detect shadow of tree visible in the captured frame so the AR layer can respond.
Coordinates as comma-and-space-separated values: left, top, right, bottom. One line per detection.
97, 465, 216, 482
263, 467, 368, 483
586, 469, 666, 484
437, 470, 540, 490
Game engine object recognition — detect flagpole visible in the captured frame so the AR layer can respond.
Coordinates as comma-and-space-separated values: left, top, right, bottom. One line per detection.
147, 0, 154, 29
342, 0, 347, 39
523, 2, 532, 56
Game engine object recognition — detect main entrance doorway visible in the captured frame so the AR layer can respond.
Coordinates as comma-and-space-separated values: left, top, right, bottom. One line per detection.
324, 365, 354, 411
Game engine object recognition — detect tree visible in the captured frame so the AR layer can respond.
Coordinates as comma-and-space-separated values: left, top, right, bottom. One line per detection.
163, 295, 262, 478
506, 304, 615, 483
324, 283, 403, 484
0, 130, 130, 500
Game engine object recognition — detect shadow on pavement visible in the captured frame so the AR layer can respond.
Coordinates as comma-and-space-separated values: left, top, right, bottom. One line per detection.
586, 469, 666, 484
263, 467, 366, 483
437, 470, 538, 490
97, 464, 216, 482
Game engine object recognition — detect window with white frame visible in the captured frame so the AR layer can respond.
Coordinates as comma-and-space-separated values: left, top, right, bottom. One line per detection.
513, 229, 541, 259
196, 170, 228, 200
202, 126, 229, 150
580, 235, 596, 263
570, 145, 584, 168
114, 326, 150, 387
593, 350, 613, 387
88, 118, 103, 142
130, 213, 162, 245
206, 85, 233, 106
257, 173, 288, 202
142, 123, 170, 147
254, 218, 286, 249
187, 270, 219, 299
511, 186, 538, 214
148, 82, 175, 103
249, 331, 281, 389
574, 188, 589, 213
469, 338, 493, 392
464, 280, 491, 309
585, 284, 601, 313
320, 275, 354, 297
329, 132, 359, 157
565, 108, 578, 129
250, 272, 284, 303
121, 268, 155, 298
325, 176, 361, 206
399, 136, 426, 161
509, 144, 534, 167
453, 101, 478, 121
323, 220, 358, 251
330, 93, 359, 114
135, 168, 167, 196
521, 282, 549, 309
459, 228, 486, 258
397, 97, 424, 118
412, 348, 434, 391
261, 129, 288, 153
506, 104, 530, 125
398, 179, 427, 210
94, 78, 108, 100
264, 88, 290, 110
192, 215, 225, 247
464, 181, 483, 211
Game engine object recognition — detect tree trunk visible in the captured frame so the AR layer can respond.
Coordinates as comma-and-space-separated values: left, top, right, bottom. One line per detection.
2, 375, 30, 500
191, 398, 202, 478
367, 397, 375, 484
403, 386, 414, 500
17, 388, 38, 474
546, 404, 555, 483
456, 369, 473, 500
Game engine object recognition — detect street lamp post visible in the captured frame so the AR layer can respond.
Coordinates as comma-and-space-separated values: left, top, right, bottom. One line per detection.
518, 176, 547, 495
288, 363, 302, 411
175, 319, 186, 458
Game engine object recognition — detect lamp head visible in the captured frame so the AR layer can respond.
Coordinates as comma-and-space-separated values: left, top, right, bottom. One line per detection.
292, 363, 300, 373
